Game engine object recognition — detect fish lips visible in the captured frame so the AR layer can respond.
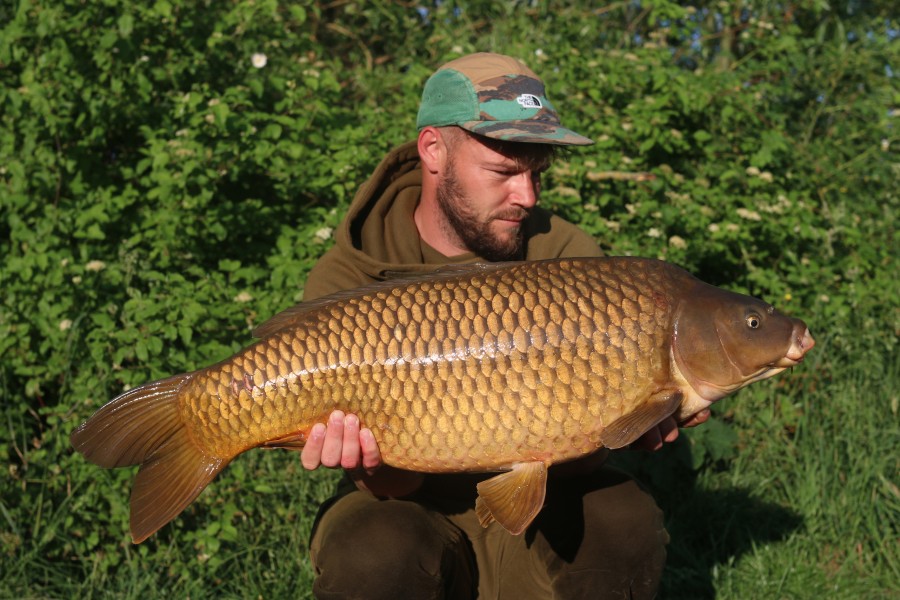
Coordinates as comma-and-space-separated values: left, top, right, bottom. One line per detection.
776, 323, 816, 367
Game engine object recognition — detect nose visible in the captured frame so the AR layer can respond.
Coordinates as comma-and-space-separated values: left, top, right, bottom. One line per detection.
509, 171, 539, 208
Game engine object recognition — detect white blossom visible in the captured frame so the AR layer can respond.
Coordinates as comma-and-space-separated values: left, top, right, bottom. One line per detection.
85, 260, 106, 272
736, 208, 762, 221
668, 235, 687, 249
251, 53, 268, 69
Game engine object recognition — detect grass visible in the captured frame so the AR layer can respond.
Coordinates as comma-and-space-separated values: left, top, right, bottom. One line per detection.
2, 337, 897, 599
650, 343, 900, 599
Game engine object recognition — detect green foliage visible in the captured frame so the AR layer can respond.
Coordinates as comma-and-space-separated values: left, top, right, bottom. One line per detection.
1, 1, 897, 598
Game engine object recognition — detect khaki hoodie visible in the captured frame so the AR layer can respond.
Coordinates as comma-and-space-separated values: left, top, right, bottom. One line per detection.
303, 140, 602, 301
301, 139, 608, 501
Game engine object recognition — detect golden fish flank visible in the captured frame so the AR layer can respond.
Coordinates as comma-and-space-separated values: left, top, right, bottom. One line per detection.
70, 257, 815, 542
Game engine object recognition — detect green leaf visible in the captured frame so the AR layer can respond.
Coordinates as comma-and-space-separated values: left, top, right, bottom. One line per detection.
117, 13, 134, 37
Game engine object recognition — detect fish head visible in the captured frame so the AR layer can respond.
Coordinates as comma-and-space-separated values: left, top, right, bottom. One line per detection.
672, 283, 815, 419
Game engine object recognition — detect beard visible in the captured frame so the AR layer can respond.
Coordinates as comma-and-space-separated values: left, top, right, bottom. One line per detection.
435, 163, 528, 262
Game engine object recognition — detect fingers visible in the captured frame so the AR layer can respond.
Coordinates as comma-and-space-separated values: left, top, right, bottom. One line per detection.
632, 425, 662, 451
298, 410, 383, 472
341, 413, 361, 469
320, 410, 347, 468
359, 427, 382, 472
658, 416, 679, 444
300, 423, 327, 470
680, 408, 711, 428
630, 417, 679, 452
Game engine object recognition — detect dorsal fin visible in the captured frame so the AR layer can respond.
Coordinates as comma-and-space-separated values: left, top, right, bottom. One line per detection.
252, 261, 524, 339
251, 292, 359, 339
382, 261, 519, 280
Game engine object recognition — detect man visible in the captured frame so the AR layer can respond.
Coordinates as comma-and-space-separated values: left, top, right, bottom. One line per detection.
299, 53, 708, 599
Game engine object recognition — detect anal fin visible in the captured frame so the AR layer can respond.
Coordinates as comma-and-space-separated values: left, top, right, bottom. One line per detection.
261, 430, 308, 450
599, 389, 682, 449
475, 461, 548, 535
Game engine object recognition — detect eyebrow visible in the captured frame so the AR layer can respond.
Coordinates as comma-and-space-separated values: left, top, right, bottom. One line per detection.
485, 155, 551, 173
484, 158, 522, 170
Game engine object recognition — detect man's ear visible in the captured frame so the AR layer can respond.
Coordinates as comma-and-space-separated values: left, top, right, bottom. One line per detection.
417, 126, 446, 174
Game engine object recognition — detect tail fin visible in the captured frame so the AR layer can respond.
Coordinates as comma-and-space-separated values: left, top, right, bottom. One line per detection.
70, 373, 228, 543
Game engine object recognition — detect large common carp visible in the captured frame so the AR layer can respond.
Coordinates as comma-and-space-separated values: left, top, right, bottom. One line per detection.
71, 257, 814, 543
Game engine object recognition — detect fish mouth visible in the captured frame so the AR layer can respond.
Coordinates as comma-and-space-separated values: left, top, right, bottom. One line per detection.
777, 326, 815, 367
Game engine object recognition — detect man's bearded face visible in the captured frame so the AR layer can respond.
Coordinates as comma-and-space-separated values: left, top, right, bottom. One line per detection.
435, 157, 529, 262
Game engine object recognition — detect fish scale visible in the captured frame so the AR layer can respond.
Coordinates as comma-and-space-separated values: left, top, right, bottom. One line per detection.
179, 258, 673, 468
70, 256, 815, 542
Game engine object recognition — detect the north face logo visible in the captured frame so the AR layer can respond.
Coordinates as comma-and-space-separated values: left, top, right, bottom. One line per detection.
516, 94, 542, 109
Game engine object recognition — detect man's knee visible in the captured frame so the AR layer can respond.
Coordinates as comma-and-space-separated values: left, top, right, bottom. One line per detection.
541, 469, 668, 599
311, 496, 472, 599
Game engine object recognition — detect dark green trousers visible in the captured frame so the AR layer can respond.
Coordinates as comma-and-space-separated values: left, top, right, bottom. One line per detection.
309, 467, 668, 599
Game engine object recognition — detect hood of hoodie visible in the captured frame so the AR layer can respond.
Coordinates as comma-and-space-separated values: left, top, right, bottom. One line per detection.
332, 140, 486, 280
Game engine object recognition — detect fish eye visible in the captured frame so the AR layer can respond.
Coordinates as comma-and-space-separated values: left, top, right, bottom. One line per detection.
746, 314, 761, 329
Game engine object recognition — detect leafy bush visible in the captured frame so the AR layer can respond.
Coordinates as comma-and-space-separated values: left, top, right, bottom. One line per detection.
1, 1, 897, 597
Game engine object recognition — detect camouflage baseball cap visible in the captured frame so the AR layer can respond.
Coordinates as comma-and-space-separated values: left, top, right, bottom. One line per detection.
416, 52, 593, 146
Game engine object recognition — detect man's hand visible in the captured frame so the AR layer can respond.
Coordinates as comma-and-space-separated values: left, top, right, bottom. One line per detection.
630, 409, 711, 452
300, 410, 381, 472
299, 410, 425, 497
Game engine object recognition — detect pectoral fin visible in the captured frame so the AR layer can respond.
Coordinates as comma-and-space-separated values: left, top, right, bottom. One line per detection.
599, 390, 683, 449
475, 461, 547, 535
